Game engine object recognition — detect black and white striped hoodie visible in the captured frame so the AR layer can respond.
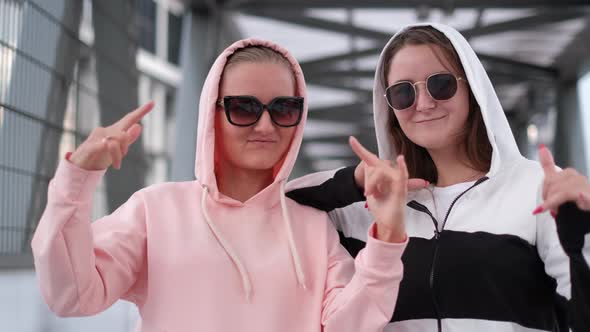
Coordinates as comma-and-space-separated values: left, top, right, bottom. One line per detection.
287, 23, 590, 332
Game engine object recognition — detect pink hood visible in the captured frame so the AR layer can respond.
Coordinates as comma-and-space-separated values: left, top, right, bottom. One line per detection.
195, 38, 307, 199
194, 39, 309, 300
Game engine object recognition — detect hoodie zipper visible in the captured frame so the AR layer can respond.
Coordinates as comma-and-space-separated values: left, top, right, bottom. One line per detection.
406, 200, 442, 332
407, 177, 488, 332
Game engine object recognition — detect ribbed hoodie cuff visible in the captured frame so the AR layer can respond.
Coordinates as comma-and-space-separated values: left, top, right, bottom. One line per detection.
52, 156, 106, 202
363, 223, 408, 269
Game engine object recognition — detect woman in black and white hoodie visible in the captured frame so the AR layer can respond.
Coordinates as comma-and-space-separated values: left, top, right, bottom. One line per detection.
287, 23, 590, 332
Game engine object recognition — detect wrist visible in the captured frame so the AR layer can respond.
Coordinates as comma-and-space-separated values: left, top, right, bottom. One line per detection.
374, 222, 406, 243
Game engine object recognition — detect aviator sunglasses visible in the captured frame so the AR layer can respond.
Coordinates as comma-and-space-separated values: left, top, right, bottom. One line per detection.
384, 72, 466, 111
217, 95, 304, 127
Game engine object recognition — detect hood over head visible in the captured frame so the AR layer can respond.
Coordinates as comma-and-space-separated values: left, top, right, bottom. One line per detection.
373, 22, 522, 177
195, 38, 308, 204
192, 39, 308, 301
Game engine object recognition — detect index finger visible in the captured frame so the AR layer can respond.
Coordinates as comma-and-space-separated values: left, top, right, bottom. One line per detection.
539, 144, 557, 176
349, 136, 380, 167
113, 101, 154, 131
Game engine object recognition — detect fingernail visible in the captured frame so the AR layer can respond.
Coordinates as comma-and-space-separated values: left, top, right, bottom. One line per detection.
532, 205, 544, 215
550, 211, 557, 219
539, 143, 545, 150
364, 202, 368, 209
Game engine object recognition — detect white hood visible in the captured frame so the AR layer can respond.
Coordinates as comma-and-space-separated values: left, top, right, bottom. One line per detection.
372, 22, 523, 176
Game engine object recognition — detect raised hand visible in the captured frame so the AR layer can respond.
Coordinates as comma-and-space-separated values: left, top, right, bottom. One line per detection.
349, 136, 408, 243
69, 102, 154, 171
533, 144, 590, 216
354, 157, 429, 192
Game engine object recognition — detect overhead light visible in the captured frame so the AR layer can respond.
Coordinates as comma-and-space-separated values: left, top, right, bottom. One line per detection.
527, 124, 538, 144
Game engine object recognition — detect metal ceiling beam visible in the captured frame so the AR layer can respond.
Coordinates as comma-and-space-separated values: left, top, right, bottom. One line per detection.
479, 53, 558, 78
462, 8, 589, 39
307, 80, 373, 95
307, 69, 375, 80
304, 57, 556, 94
554, 17, 590, 81
243, 8, 589, 46
300, 46, 382, 72
294, 10, 577, 76
310, 102, 371, 113
243, 9, 392, 41
308, 103, 372, 122
228, 0, 590, 10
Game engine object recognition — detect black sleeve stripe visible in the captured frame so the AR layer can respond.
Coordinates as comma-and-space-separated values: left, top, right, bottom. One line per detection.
568, 252, 590, 332
287, 166, 365, 212
556, 202, 590, 332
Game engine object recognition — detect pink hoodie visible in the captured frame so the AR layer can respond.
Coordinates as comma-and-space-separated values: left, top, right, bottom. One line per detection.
31, 39, 407, 332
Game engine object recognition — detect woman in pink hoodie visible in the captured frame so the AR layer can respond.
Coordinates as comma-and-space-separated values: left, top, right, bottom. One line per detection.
31, 39, 409, 331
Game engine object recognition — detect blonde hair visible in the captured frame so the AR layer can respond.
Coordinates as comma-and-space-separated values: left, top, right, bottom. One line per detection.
225, 46, 292, 70
220, 46, 296, 94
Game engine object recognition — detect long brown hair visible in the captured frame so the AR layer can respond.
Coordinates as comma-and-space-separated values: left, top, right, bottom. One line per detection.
382, 26, 492, 184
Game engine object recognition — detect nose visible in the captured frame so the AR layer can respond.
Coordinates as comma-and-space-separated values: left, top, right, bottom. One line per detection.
253, 109, 276, 133
414, 83, 436, 112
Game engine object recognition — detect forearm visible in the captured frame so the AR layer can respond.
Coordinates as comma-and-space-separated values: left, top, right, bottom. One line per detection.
322, 224, 407, 331
31, 160, 107, 316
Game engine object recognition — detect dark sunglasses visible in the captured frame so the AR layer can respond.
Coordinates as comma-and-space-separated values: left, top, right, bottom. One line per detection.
217, 95, 304, 127
384, 72, 466, 111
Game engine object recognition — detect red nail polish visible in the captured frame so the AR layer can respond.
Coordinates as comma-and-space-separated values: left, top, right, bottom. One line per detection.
551, 211, 557, 219
532, 205, 544, 215
364, 202, 368, 209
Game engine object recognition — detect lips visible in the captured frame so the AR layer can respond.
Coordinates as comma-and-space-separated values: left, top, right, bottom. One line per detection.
415, 115, 447, 123
248, 139, 277, 143
247, 139, 277, 147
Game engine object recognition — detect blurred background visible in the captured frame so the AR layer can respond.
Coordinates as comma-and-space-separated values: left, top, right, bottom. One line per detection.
1, 0, 590, 330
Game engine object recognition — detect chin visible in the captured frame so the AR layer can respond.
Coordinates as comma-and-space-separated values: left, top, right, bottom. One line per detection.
408, 135, 452, 150
240, 157, 281, 171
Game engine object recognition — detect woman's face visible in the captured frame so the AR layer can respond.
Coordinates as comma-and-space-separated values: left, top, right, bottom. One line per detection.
386, 44, 470, 151
216, 62, 298, 173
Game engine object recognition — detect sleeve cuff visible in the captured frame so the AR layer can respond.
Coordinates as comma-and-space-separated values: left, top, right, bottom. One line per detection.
52, 154, 106, 202
362, 223, 408, 269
